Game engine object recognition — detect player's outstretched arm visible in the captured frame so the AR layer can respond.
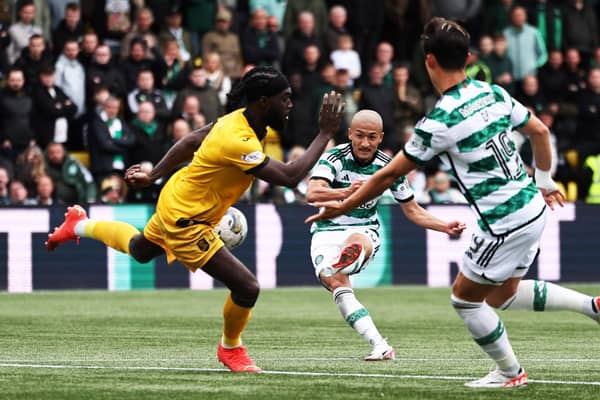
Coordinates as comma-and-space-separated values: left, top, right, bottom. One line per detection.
399, 199, 466, 236
519, 114, 565, 209
125, 122, 214, 188
305, 151, 417, 223
253, 92, 344, 187
306, 179, 363, 203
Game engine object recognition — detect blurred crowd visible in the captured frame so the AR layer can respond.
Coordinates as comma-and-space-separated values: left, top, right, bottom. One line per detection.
1, 0, 600, 207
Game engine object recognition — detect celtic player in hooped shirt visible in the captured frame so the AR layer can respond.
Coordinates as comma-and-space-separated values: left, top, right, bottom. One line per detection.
307, 18, 600, 388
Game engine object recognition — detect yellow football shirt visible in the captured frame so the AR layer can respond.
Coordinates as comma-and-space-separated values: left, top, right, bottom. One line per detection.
156, 108, 267, 226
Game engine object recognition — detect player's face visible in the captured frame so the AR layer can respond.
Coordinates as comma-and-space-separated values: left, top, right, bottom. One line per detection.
348, 125, 383, 164
265, 88, 292, 131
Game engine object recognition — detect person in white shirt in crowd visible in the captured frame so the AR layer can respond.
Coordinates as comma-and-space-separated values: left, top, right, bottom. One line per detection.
7, 0, 43, 64
203, 52, 232, 107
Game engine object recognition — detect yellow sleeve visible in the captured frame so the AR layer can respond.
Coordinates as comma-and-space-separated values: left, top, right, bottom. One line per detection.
222, 130, 268, 172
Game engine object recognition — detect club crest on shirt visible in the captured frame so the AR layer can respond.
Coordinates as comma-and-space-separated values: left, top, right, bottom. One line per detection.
241, 151, 264, 163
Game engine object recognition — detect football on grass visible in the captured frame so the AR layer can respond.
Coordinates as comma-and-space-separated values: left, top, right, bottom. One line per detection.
215, 207, 248, 250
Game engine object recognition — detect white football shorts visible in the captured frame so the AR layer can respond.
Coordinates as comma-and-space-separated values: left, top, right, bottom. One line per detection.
461, 209, 547, 285
310, 228, 381, 277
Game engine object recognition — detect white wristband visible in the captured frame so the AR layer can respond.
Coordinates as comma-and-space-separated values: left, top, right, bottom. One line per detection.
534, 169, 558, 191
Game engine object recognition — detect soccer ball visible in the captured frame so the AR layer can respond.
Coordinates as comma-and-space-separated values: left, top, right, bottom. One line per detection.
215, 207, 248, 250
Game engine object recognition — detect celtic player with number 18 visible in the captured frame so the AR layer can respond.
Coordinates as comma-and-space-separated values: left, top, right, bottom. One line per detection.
307, 18, 600, 388
307, 110, 465, 361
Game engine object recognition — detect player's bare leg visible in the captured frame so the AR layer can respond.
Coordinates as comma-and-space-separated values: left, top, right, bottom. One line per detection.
202, 247, 261, 373
320, 233, 394, 361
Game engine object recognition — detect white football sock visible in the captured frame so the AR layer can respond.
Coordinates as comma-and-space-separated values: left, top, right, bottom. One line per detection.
498, 280, 597, 318
333, 287, 385, 347
452, 295, 520, 376
74, 220, 90, 236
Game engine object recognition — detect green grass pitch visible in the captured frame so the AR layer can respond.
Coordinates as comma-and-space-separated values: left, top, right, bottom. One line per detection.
1, 285, 600, 399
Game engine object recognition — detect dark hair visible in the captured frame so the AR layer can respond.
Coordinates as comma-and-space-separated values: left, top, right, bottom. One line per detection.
29, 33, 43, 42
421, 17, 470, 71
65, 2, 79, 12
226, 66, 289, 111
39, 61, 55, 75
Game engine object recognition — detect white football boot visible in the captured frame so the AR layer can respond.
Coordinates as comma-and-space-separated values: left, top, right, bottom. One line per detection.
364, 341, 395, 361
465, 368, 528, 388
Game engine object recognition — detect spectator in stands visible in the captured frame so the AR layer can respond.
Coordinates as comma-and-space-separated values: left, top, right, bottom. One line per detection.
0, 21, 9, 77
178, 95, 206, 131
94, 0, 131, 57
202, 8, 243, 79
159, 4, 192, 63
576, 67, 600, 164
537, 50, 568, 115
562, 0, 598, 65
330, 34, 361, 84
427, 170, 467, 205
55, 38, 86, 119
0, 68, 34, 158
373, 42, 395, 88
88, 96, 135, 182
86, 44, 127, 106
15, 145, 46, 196
503, 5, 547, 82
342, 1, 385, 73
172, 66, 222, 123
241, 8, 280, 67
7, 0, 42, 64
52, 2, 86, 59
181, 0, 216, 55
581, 151, 600, 203
283, 0, 327, 39
78, 31, 99, 70
0, 166, 10, 206
126, 69, 170, 121
159, 38, 188, 109
13, 33, 52, 90
34, 174, 55, 206
391, 64, 423, 151
564, 47, 587, 104
250, 0, 287, 29
55, 37, 86, 149
485, 33, 514, 93
466, 48, 492, 83
121, 37, 166, 92
323, 5, 348, 56
299, 44, 323, 95
121, 7, 159, 60
282, 72, 319, 150
9, 180, 36, 205
282, 11, 322, 75
517, 74, 547, 115
45, 141, 95, 204
478, 35, 493, 60
170, 118, 191, 142
527, 0, 563, 52
331, 68, 357, 144
98, 173, 128, 204
359, 64, 396, 152
204, 52, 232, 107
130, 100, 168, 166
32, 63, 77, 149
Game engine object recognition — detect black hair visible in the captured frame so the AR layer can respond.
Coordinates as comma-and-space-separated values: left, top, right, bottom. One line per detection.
421, 17, 470, 71
225, 66, 289, 112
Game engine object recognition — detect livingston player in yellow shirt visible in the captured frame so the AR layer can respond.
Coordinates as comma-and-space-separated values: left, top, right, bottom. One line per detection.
45, 67, 345, 373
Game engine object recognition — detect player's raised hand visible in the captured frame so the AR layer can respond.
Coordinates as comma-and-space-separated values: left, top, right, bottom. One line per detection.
318, 91, 345, 136
305, 200, 348, 224
445, 221, 467, 237
125, 164, 154, 188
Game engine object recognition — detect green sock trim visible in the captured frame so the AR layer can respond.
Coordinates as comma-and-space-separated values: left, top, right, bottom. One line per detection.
533, 280, 547, 311
474, 320, 505, 346
346, 308, 369, 328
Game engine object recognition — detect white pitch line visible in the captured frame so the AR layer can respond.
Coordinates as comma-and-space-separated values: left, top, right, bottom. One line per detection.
2, 357, 600, 363
1, 363, 599, 386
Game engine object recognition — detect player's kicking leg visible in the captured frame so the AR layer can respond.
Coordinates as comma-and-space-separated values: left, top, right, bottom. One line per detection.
45, 204, 164, 262
202, 247, 262, 373
486, 278, 600, 323
314, 231, 394, 361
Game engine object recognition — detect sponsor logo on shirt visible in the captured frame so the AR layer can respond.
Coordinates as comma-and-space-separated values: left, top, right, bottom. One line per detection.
242, 151, 264, 163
